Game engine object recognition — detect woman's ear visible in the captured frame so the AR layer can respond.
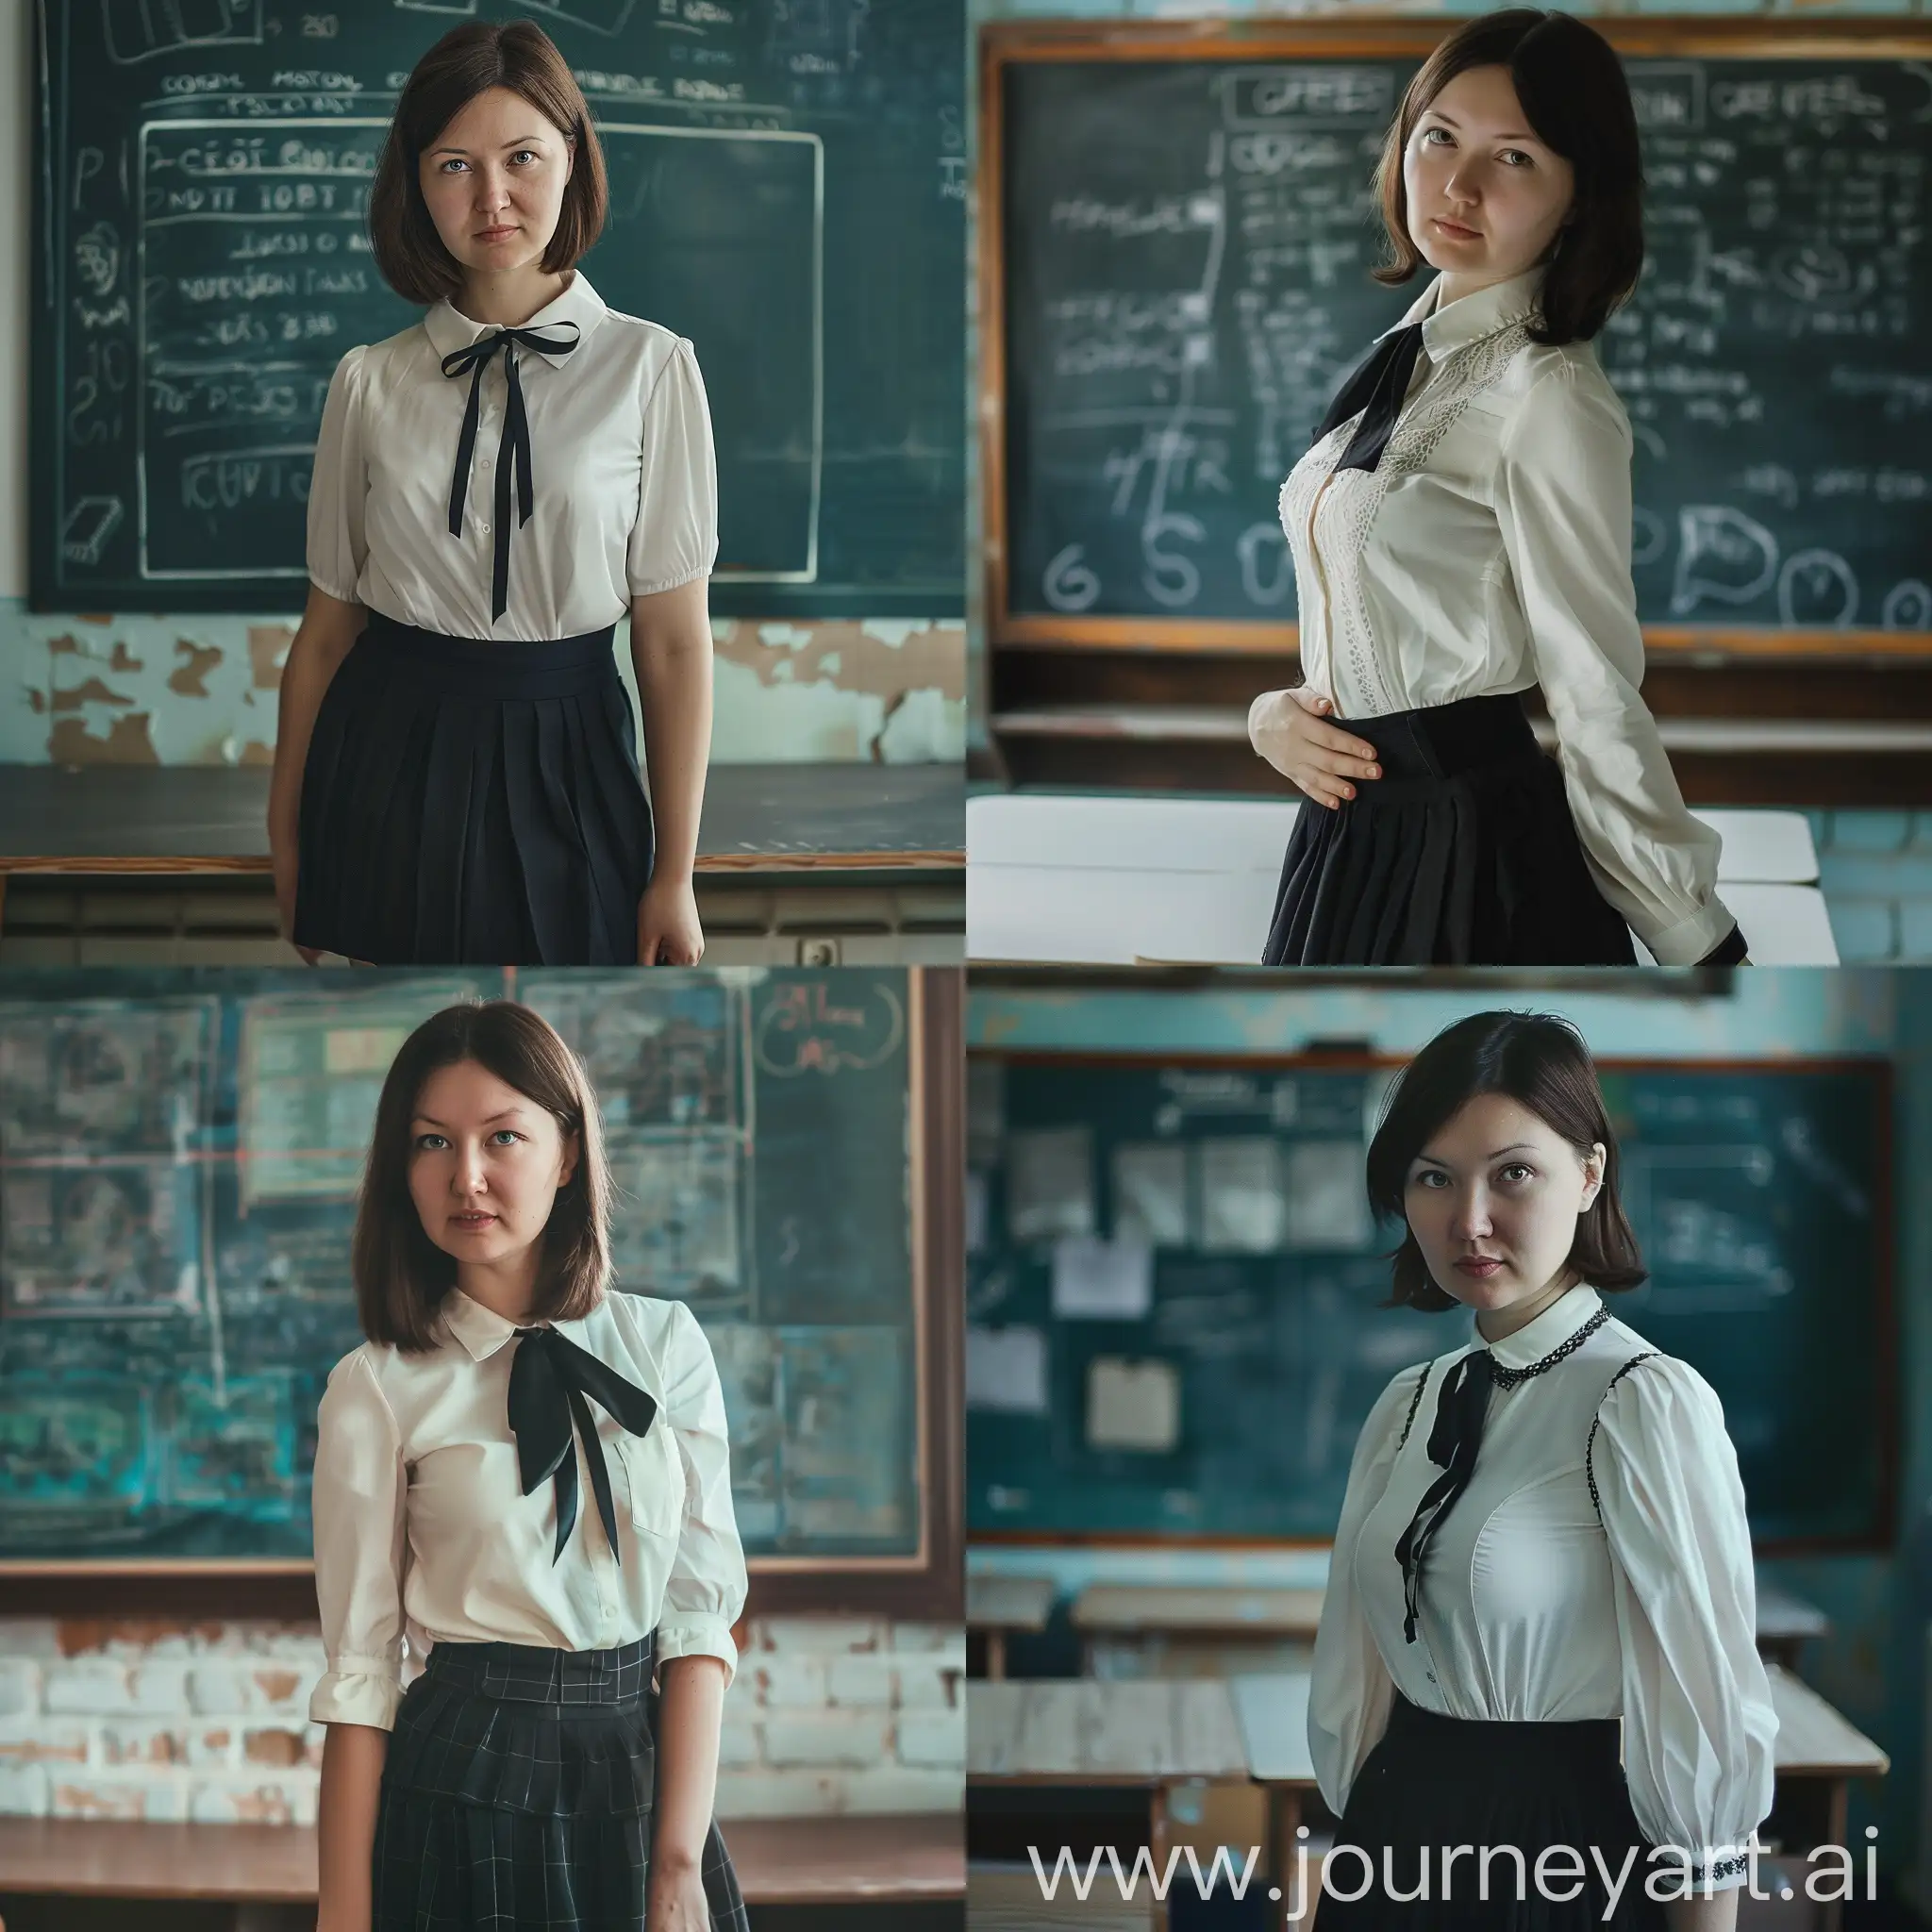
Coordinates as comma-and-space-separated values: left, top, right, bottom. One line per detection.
1578, 1141, 1607, 1213
558, 1126, 580, 1191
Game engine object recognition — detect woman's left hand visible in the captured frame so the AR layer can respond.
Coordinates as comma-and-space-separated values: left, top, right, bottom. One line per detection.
644, 1855, 709, 1932
638, 874, 705, 965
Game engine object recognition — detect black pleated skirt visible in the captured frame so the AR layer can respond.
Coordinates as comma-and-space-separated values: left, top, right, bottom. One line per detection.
373, 1634, 748, 1932
294, 609, 654, 965
1315, 1696, 1667, 1930
1260, 693, 1638, 967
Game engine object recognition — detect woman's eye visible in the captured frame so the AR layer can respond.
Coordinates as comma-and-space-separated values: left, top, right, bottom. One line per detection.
512, 149, 539, 165
1501, 149, 1534, 168
1411, 1170, 1448, 1190
1421, 126, 1451, 146
491, 1129, 524, 1146
1499, 1163, 1535, 1183
415, 1132, 448, 1152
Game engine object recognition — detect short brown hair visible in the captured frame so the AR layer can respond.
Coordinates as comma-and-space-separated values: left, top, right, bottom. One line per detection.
353, 1001, 612, 1352
1371, 8, 1644, 346
1366, 1011, 1647, 1312
369, 19, 608, 308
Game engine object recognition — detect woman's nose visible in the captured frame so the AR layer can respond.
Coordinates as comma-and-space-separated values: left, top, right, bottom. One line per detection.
1452, 1189, 1492, 1241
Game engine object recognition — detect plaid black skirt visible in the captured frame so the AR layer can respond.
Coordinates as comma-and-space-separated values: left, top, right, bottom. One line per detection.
373, 1633, 747, 1932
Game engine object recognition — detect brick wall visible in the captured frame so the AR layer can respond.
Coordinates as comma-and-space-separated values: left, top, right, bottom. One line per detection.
0, 1614, 964, 1825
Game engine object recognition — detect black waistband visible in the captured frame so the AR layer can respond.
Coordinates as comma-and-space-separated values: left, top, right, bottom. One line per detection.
424, 1633, 657, 1703
1342, 692, 1540, 783
1387, 1692, 1622, 1767
358, 608, 621, 700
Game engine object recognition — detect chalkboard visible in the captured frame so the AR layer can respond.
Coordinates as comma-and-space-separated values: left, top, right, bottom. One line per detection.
33, 0, 965, 618
988, 24, 1932, 646
965, 1053, 1892, 1548
0, 967, 927, 1569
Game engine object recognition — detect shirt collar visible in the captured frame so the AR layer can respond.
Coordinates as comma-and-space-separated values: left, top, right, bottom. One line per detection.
1374, 265, 1544, 363
423, 270, 607, 366
439, 1285, 591, 1361
1478, 1282, 1604, 1374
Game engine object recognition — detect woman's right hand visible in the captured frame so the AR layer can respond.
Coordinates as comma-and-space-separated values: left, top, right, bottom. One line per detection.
271, 840, 322, 966
1248, 686, 1381, 809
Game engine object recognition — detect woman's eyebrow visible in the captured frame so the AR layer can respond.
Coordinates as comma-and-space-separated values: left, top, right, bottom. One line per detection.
1486, 1142, 1536, 1158
411, 1108, 527, 1127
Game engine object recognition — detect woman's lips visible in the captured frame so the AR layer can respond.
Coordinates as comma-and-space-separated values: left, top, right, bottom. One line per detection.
1454, 1256, 1503, 1278
475, 225, 518, 242
1433, 217, 1481, 240
451, 1211, 499, 1231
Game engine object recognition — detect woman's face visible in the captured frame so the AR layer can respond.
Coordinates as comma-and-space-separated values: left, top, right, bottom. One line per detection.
1403, 63, 1576, 287
408, 1058, 578, 1274
1403, 1091, 1604, 1318
417, 85, 574, 286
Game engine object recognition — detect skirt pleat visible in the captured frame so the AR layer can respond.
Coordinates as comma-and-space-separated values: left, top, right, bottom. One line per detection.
373, 1635, 748, 1932
1261, 693, 1639, 968
1316, 1696, 1667, 1931
293, 610, 654, 966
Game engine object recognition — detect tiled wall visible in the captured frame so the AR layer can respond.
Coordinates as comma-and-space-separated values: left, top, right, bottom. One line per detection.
1814, 813, 1932, 964
0, 1614, 965, 1824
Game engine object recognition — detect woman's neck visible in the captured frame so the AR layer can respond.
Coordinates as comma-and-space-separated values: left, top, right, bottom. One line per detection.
455, 1255, 542, 1326
455, 266, 571, 329
1474, 1275, 1577, 1344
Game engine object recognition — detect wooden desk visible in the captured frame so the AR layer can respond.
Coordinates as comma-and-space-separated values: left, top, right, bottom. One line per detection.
1757, 1583, 1831, 1671
0, 1811, 963, 1907
0, 762, 965, 886
968, 1574, 1057, 1680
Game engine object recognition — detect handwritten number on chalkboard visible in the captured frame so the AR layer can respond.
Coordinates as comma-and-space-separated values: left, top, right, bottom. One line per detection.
1043, 543, 1101, 612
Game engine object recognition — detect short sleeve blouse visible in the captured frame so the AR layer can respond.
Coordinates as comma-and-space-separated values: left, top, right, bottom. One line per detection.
306, 271, 718, 641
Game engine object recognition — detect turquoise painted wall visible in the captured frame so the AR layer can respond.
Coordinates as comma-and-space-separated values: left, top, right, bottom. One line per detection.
966, 967, 1932, 1887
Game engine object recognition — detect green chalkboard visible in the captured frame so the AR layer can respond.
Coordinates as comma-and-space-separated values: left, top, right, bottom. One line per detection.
995, 33, 1932, 636
0, 967, 921, 1566
33, 0, 964, 618
966, 1053, 1892, 1548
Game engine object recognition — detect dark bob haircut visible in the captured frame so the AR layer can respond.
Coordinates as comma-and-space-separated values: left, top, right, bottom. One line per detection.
1366, 1011, 1646, 1312
368, 19, 608, 308
352, 1000, 612, 1352
1371, 8, 1644, 346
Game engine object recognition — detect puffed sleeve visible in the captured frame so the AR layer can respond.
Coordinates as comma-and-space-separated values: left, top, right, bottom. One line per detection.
306, 346, 370, 604
1493, 361, 1738, 966
653, 1301, 748, 1687
308, 1349, 409, 1729
1592, 1356, 1777, 1890
626, 338, 720, 598
1308, 1361, 1427, 1815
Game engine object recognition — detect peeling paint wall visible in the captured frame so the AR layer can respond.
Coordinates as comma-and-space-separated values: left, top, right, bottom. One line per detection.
0, 599, 964, 769
0, 13, 960, 769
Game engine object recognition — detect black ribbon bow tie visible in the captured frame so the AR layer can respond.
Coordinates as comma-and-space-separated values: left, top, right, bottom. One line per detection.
1311, 321, 1426, 475
507, 1324, 658, 1567
1393, 1347, 1494, 1644
440, 321, 583, 624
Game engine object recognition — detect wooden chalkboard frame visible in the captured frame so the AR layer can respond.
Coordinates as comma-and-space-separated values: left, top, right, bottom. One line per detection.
978, 16, 1932, 667
965, 1044, 1897, 1557
0, 970, 964, 1623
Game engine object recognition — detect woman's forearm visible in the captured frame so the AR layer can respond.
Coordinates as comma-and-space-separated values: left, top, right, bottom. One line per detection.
268, 593, 362, 846
1664, 1888, 1740, 1932
316, 1720, 389, 1932
652, 1654, 727, 1873
628, 579, 714, 886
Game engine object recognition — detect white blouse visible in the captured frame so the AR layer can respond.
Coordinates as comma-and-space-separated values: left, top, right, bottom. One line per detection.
308, 1287, 747, 1730
1278, 268, 1734, 967
1309, 1285, 1777, 1890
307, 271, 719, 641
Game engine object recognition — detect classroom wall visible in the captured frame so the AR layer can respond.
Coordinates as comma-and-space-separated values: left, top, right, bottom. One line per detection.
964, 967, 1930, 1885
0, 1612, 965, 1823
0, 8, 964, 770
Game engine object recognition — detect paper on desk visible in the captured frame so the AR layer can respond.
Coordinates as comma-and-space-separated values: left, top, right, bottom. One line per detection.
1284, 1139, 1373, 1250
966, 1324, 1049, 1413
1199, 1138, 1287, 1253
1087, 1356, 1180, 1453
1007, 1125, 1095, 1244
1052, 1235, 1154, 1319
1112, 1140, 1189, 1247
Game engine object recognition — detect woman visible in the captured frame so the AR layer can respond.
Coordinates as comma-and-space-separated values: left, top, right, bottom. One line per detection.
1309, 1011, 1775, 1929
1249, 11, 1746, 968
309, 1001, 747, 1932
271, 20, 715, 968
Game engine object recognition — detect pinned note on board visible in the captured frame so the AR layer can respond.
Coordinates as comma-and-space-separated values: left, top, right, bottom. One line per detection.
1052, 1235, 1154, 1320
966, 1325, 1050, 1415
1087, 1357, 1180, 1454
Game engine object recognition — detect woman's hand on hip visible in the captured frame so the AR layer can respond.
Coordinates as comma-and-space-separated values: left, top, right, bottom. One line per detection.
1247, 687, 1380, 809
639, 874, 705, 966
644, 1854, 710, 1932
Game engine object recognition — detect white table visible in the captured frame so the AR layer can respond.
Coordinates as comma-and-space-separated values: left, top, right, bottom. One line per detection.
967, 794, 1836, 965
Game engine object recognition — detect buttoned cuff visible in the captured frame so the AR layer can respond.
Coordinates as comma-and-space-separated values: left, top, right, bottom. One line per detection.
656, 1615, 741, 1689
1636, 896, 1739, 968
308, 1656, 405, 1730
